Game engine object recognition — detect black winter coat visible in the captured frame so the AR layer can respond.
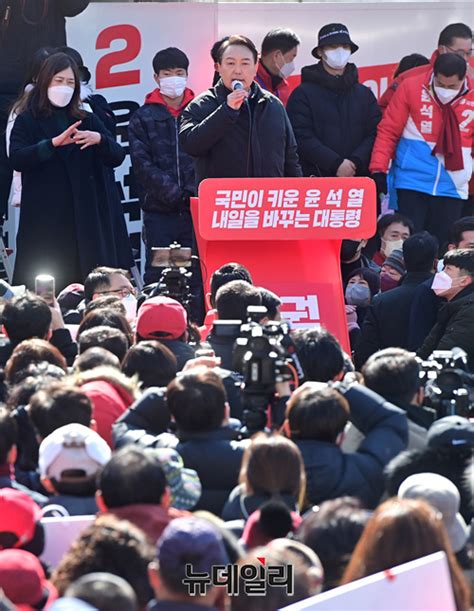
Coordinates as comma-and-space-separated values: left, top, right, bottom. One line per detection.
296, 384, 407, 508
9, 108, 125, 290
0, 0, 89, 117
286, 62, 381, 177
129, 100, 195, 214
179, 80, 302, 185
417, 284, 474, 370
354, 271, 433, 369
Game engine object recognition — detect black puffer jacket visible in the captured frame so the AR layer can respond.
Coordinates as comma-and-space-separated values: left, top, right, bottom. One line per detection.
179, 80, 302, 185
286, 62, 381, 177
129, 95, 195, 214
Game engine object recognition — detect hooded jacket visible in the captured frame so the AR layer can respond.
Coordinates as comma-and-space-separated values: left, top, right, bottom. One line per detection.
286, 62, 381, 177
179, 80, 302, 185
128, 88, 195, 214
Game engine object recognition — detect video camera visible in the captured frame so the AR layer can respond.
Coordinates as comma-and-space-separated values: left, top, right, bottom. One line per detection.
213, 306, 304, 434
418, 348, 474, 419
148, 242, 194, 312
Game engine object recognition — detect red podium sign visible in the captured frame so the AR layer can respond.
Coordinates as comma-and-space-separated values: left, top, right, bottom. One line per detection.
192, 178, 376, 353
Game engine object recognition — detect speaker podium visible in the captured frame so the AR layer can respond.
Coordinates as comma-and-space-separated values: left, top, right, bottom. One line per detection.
191, 177, 376, 353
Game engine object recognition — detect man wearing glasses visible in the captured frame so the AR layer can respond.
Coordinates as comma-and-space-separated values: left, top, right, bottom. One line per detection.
380, 23, 472, 112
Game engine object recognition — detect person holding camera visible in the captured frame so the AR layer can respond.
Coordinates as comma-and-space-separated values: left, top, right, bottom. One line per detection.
9, 52, 125, 291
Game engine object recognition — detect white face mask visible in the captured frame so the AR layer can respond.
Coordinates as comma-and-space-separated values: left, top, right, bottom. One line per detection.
159, 76, 187, 99
433, 85, 461, 105
280, 60, 296, 78
122, 293, 138, 322
382, 238, 404, 258
431, 270, 453, 295
48, 85, 74, 108
324, 48, 351, 70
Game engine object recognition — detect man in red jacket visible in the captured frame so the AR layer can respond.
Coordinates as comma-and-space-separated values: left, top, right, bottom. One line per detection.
380, 22, 472, 112
256, 28, 301, 106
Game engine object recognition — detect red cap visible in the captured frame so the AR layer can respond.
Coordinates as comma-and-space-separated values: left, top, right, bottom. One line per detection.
0, 489, 42, 548
136, 296, 187, 340
0, 549, 58, 608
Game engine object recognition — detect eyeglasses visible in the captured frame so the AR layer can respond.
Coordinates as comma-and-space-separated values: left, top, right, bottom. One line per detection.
445, 45, 473, 59
95, 287, 135, 298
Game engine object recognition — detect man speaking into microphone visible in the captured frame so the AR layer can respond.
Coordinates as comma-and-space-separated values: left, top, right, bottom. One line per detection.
179, 34, 302, 184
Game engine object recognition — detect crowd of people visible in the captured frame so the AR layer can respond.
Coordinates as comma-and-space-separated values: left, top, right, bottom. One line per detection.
0, 3, 473, 609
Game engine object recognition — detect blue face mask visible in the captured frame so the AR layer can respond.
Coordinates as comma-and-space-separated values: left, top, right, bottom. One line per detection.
345, 283, 371, 307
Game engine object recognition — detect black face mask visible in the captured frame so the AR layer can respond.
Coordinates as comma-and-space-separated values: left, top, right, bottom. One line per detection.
341, 240, 361, 262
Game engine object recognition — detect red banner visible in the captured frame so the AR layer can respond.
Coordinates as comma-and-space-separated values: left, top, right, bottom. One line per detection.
198, 177, 376, 241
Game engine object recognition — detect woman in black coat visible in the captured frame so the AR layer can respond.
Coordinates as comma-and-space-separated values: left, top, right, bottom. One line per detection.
9, 52, 126, 290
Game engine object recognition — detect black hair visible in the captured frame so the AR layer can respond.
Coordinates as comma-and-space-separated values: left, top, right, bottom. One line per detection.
443, 248, 474, 279
74, 347, 121, 373
377, 213, 414, 238
0, 408, 17, 465
215, 280, 262, 322
152, 47, 189, 74
393, 53, 430, 78
261, 28, 301, 55
210, 37, 230, 63
77, 311, 132, 347
402, 231, 438, 273
438, 23, 472, 47
434, 52, 467, 80
292, 328, 344, 382
78, 325, 129, 362
65, 572, 138, 611
98, 446, 167, 508
210, 262, 253, 307
84, 267, 129, 302
258, 287, 282, 320
362, 348, 421, 406
56, 46, 92, 83
29, 383, 92, 439
449, 216, 474, 247
2, 294, 51, 345
121, 341, 177, 388
217, 34, 258, 64
166, 369, 227, 432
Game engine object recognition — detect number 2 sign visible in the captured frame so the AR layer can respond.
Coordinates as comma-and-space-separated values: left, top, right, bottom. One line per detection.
95, 24, 142, 89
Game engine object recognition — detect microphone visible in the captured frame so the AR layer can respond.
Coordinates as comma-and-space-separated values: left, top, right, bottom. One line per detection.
231, 80, 244, 91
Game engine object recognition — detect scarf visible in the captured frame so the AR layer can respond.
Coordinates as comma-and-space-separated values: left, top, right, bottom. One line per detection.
432, 97, 464, 171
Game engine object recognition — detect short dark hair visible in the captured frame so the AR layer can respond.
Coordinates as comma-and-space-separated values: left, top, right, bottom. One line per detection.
77, 311, 132, 347
402, 231, 438, 273
152, 47, 189, 74
292, 328, 344, 382
2, 294, 51, 345
362, 348, 421, 406
166, 369, 227, 432
377, 213, 414, 238
444, 248, 474, 279
122, 341, 177, 388
393, 53, 430, 78
98, 446, 167, 508
65, 573, 138, 611
261, 28, 301, 55
449, 216, 474, 247
29, 383, 92, 439
434, 52, 467, 80
0, 408, 17, 465
215, 280, 262, 322
217, 35, 258, 64
78, 326, 129, 362
210, 37, 230, 63
84, 267, 129, 302
286, 386, 350, 443
84, 295, 126, 317
438, 23, 472, 47
259, 287, 282, 320
5, 338, 67, 385
74, 347, 121, 373
210, 262, 253, 307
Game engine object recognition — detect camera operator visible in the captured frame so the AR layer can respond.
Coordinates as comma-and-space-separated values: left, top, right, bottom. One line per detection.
284, 380, 408, 508
417, 249, 474, 369
385, 415, 474, 523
